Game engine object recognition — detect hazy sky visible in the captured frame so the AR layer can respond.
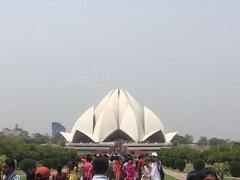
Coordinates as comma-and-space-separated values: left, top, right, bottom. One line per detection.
1, 1, 240, 141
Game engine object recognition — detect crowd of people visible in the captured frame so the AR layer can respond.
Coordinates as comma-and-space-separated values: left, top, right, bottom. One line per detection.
1, 152, 164, 180
67, 152, 164, 180
1, 153, 219, 180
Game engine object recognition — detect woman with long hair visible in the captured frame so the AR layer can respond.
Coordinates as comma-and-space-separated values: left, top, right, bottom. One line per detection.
141, 157, 151, 180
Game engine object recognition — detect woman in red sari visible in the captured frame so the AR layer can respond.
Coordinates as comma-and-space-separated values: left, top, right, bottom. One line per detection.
113, 158, 121, 180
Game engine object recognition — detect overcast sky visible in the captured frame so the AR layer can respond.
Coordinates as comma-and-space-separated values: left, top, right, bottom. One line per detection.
1, 1, 240, 141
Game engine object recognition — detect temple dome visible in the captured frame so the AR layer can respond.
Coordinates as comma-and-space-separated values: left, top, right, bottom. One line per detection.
61, 89, 176, 143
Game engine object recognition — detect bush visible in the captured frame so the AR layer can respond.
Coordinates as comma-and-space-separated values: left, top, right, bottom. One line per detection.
229, 161, 240, 177
175, 159, 186, 171
41, 158, 52, 169
193, 159, 205, 171
169, 158, 177, 169
19, 159, 36, 173
212, 162, 229, 180
50, 158, 61, 169
163, 158, 170, 168
0, 155, 7, 166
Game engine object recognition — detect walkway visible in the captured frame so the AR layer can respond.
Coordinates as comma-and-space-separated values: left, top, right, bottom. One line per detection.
163, 168, 187, 180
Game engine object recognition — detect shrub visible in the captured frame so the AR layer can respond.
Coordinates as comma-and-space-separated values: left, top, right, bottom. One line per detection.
19, 159, 36, 173
50, 158, 61, 169
229, 161, 240, 177
41, 158, 52, 169
193, 159, 205, 171
175, 159, 186, 171
212, 162, 229, 180
0, 155, 7, 166
169, 158, 177, 169
163, 158, 170, 167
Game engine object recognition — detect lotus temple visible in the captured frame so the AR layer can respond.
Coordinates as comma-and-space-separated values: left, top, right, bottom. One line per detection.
61, 89, 177, 152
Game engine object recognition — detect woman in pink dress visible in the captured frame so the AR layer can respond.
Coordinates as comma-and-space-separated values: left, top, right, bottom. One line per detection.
126, 160, 135, 180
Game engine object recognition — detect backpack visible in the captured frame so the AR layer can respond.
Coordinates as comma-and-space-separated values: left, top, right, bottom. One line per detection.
157, 162, 165, 180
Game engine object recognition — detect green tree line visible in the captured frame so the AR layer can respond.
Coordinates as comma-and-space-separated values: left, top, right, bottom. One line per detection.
0, 134, 78, 167
158, 142, 240, 178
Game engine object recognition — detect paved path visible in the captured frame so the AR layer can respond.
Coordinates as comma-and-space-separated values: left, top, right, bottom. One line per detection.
163, 168, 187, 180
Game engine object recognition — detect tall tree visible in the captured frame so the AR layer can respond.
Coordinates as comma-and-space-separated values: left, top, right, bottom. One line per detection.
50, 133, 66, 146
197, 136, 208, 146
185, 134, 194, 144
28, 133, 51, 144
208, 138, 228, 146
171, 134, 187, 145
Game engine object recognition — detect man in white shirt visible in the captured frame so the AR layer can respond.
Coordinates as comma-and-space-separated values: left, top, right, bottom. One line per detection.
92, 155, 109, 180
150, 152, 162, 180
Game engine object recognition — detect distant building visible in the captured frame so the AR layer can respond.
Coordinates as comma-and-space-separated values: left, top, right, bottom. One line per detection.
52, 122, 66, 137
1, 124, 28, 137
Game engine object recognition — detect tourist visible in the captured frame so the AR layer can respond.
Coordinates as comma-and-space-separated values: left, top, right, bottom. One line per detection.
68, 160, 79, 180
2, 158, 21, 180
107, 155, 114, 179
112, 156, 121, 180
141, 157, 151, 180
35, 166, 50, 180
150, 152, 164, 180
52, 164, 67, 180
126, 160, 135, 180
26, 168, 36, 180
92, 156, 109, 180
187, 170, 201, 180
81, 154, 92, 180
187, 168, 219, 180
199, 167, 219, 180
122, 157, 128, 180
136, 155, 143, 180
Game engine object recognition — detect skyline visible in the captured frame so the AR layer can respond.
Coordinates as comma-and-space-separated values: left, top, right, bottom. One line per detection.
1, 1, 240, 141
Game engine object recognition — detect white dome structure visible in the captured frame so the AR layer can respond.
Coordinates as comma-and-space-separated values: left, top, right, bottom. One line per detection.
61, 89, 176, 144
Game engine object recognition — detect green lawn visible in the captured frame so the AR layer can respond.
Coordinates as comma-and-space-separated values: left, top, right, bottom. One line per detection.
165, 174, 177, 180
20, 175, 26, 180
182, 163, 194, 173
164, 164, 193, 174
224, 176, 240, 180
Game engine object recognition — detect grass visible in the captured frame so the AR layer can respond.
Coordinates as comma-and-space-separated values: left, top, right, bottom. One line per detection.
182, 163, 194, 173
20, 175, 26, 180
164, 164, 193, 174
224, 177, 240, 180
165, 174, 177, 180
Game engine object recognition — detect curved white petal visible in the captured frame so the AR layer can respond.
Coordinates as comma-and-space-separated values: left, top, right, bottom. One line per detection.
125, 90, 144, 125
144, 107, 165, 136
60, 132, 73, 142
142, 130, 159, 141
120, 106, 139, 141
93, 105, 118, 142
94, 90, 113, 123
71, 107, 94, 139
142, 129, 165, 142
106, 90, 119, 125
165, 132, 178, 143
118, 89, 129, 124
